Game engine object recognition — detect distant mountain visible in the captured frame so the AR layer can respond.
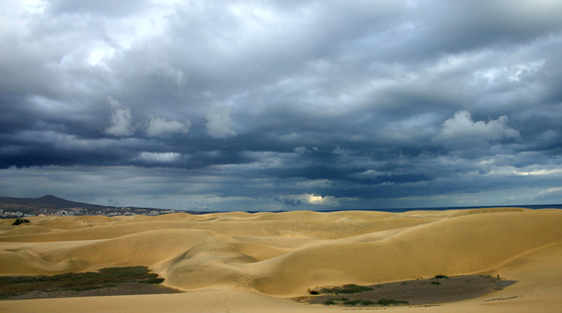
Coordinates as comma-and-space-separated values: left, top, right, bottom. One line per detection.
0, 195, 111, 210
0, 195, 132, 216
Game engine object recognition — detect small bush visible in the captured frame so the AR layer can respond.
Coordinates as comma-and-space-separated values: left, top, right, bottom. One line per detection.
434, 274, 449, 279
430, 281, 440, 285
12, 218, 30, 226
308, 289, 319, 295
323, 299, 335, 305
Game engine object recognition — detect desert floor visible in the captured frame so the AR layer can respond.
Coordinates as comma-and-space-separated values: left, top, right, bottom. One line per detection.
1, 208, 561, 312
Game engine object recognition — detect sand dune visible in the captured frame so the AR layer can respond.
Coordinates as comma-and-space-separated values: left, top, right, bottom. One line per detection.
1, 208, 562, 312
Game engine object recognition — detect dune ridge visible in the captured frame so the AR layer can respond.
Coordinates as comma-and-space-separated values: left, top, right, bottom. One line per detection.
1, 208, 562, 303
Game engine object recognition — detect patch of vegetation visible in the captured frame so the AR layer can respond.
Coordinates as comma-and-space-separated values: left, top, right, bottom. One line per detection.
401, 282, 408, 285
320, 284, 374, 295
434, 274, 449, 279
12, 218, 30, 226
97, 266, 159, 281
0, 293, 17, 299
0, 266, 163, 298
70, 285, 109, 292
308, 289, 320, 295
321, 296, 407, 307
140, 278, 165, 284
322, 297, 352, 306
430, 281, 440, 285
343, 299, 375, 306
376, 298, 409, 305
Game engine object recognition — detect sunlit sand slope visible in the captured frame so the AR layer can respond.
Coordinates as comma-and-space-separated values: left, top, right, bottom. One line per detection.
1, 208, 561, 300
3, 244, 561, 313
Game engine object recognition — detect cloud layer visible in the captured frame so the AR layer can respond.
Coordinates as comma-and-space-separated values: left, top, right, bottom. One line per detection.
1, 0, 562, 210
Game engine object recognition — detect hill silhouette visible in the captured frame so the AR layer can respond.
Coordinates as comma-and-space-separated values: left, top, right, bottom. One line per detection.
0, 195, 111, 211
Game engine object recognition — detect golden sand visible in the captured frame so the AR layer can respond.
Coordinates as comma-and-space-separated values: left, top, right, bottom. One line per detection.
1, 208, 561, 312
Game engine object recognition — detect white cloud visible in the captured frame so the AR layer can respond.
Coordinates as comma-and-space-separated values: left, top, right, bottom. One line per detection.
105, 97, 134, 137
537, 187, 562, 201
539, 187, 562, 195
356, 169, 387, 178
437, 110, 520, 145
206, 102, 236, 138
516, 168, 562, 176
294, 146, 318, 154
146, 117, 190, 137
136, 152, 182, 163
21, 0, 47, 14
274, 193, 340, 207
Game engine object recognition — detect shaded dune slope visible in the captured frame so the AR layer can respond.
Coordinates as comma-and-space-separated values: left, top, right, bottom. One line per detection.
1, 209, 561, 296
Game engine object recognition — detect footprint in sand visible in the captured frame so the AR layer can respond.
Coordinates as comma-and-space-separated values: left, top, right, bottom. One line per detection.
210, 293, 230, 313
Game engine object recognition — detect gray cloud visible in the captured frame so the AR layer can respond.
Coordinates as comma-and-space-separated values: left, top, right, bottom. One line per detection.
105, 97, 134, 137
1, 0, 562, 210
206, 102, 236, 138
146, 117, 190, 138
436, 110, 520, 147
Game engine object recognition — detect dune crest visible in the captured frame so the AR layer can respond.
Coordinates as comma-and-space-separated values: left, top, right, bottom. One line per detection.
1, 208, 562, 299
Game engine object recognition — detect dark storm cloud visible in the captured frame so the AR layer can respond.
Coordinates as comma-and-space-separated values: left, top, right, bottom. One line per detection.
2, 0, 562, 210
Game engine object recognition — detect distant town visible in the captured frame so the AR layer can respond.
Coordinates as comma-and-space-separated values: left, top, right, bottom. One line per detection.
1, 207, 178, 218
0, 195, 190, 218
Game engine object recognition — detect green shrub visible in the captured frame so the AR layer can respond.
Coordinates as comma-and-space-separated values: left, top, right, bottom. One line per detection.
12, 218, 30, 226
430, 281, 440, 285
434, 274, 449, 279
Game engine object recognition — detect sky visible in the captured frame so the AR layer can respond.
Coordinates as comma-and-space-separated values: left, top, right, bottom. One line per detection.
1, 0, 562, 212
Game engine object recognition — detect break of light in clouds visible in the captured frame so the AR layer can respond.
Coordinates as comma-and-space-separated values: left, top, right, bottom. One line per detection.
1, 0, 562, 211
